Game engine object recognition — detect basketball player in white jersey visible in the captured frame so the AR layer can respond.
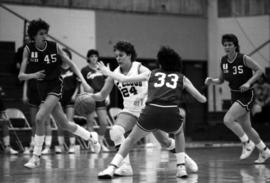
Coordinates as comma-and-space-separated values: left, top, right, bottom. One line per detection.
91, 41, 197, 177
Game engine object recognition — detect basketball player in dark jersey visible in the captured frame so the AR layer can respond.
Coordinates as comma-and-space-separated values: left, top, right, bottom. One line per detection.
18, 19, 100, 168
22, 45, 50, 155
205, 34, 270, 163
96, 46, 206, 179
81, 49, 110, 152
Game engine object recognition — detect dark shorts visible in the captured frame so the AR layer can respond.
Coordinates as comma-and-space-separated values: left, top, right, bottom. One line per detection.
27, 81, 41, 107
37, 78, 63, 102
231, 89, 255, 111
96, 100, 106, 110
137, 104, 183, 134
60, 90, 74, 108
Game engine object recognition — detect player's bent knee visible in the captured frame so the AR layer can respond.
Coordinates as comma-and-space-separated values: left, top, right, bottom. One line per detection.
109, 125, 125, 142
223, 115, 234, 126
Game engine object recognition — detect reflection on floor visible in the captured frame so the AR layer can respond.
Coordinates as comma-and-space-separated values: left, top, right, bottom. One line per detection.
0, 147, 270, 183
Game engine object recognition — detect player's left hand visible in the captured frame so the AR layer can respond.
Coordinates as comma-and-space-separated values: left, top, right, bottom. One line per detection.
240, 82, 250, 92
97, 61, 110, 76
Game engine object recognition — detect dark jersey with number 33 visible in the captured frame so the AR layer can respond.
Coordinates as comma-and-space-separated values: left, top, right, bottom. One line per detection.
146, 69, 184, 106
25, 41, 62, 81
220, 53, 253, 91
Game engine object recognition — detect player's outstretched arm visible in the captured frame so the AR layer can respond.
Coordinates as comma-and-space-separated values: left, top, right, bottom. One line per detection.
97, 62, 150, 82
184, 76, 207, 103
91, 77, 114, 101
204, 70, 224, 86
58, 46, 93, 93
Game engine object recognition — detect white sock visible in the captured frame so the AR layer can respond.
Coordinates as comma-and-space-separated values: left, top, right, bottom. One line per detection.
30, 136, 35, 147
111, 153, 124, 167
256, 141, 267, 151
73, 125, 91, 141
45, 135, 52, 147
239, 134, 249, 143
69, 137, 76, 145
176, 152, 185, 165
3, 136, 9, 146
33, 135, 45, 156
58, 136, 65, 145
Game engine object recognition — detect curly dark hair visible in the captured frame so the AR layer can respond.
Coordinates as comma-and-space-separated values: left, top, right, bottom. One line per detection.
113, 41, 137, 61
27, 19, 49, 40
157, 46, 182, 72
222, 34, 240, 52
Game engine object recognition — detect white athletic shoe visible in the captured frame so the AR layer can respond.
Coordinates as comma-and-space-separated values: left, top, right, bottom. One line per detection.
254, 148, 270, 164
5, 146, 19, 155
101, 143, 110, 152
68, 145, 75, 154
240, 140, 255, 160
176, 165, 188, 178
98, 166, 115, 179
114, 162, 133, 176
41, 147, 51, 155
89, 132, 101, 153
55, 145, 65, 153
23, 146, 33, 155
24, 156, 40, 169
185, 154, 199, 172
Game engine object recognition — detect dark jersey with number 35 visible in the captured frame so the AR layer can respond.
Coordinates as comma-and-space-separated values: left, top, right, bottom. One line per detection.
25, 41, 62, 81
146, 69, 184, 106
220, 53, 253, 91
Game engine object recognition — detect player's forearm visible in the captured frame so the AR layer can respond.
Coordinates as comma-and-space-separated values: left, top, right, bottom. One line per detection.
246, 69, 263, 86
18, 73, 35, 81
91, 92, 106, 101
211, 78, 223, 85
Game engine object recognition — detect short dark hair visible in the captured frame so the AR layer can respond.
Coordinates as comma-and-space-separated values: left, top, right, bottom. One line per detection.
86, 49, 99, 63
27, 19, 49, 40
62, 48, 72, 59
113, 41, 137, 61
222, 34, 240, 52
157, 46, 182, 72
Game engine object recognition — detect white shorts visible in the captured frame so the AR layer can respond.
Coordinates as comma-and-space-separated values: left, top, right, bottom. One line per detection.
121, 108, 141, 118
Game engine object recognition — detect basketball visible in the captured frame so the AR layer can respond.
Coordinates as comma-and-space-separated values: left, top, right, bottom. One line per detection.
74, 93, 96, 116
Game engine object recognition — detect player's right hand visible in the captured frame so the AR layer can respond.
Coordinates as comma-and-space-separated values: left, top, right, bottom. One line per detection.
204, 77, 213, 86
34, 70, 46, 80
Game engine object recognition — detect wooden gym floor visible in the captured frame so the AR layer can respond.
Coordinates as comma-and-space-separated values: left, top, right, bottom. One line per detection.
0, 146, 270, 183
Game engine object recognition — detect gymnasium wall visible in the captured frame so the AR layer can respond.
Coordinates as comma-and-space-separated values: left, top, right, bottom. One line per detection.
95, 11, 208, 60
0, 4, 96, 69
0, 4, 208, 70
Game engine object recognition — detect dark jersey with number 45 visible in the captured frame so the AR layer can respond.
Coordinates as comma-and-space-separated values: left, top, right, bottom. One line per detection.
146, 69, 184, 106
220, 53, 253, 91
25, 41, 62, 81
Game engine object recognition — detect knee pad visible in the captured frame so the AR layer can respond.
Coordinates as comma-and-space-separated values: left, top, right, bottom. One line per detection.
109, 125, 125, 144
